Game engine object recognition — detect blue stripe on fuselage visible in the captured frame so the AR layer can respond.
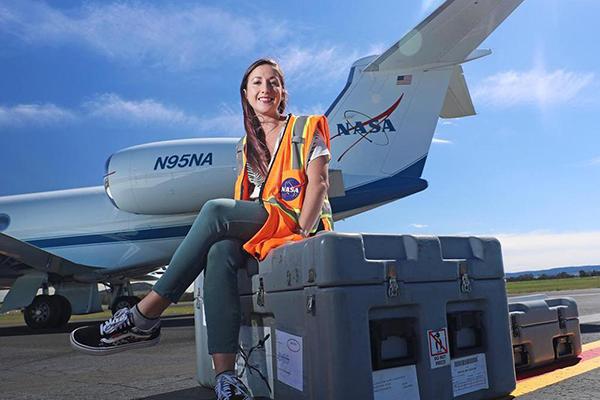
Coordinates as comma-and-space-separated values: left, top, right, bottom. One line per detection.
330, 156, 428, 213
26, 156, 428, 249
27, 225, 193, 249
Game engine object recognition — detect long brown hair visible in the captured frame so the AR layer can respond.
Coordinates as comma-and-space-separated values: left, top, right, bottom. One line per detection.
240, 58, 287, 177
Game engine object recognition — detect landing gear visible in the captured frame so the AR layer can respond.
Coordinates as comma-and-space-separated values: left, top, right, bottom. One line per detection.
111, 295, 140, 315
23, 294, 72, 329
54, 295, 72, 326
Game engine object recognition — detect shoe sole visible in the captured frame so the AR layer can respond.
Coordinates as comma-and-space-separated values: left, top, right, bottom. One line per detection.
69, 329, 160, 356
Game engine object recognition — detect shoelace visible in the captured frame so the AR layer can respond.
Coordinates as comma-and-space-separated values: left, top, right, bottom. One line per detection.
100, 308, 132, 335
215, 373, 251, 400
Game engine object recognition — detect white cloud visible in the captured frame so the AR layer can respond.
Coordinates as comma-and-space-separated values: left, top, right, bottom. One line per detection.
0, 1, 285, 70
84, 93, 197, 125
279, 46, 359, 87
473, 68, 595, 108
421, 0, 444, 14
587, 156, 600, 166
410, 223, 428, 228
196, 104, 244, 136
83, 93, 243, 135
0, 94, 243, 135
0, 103, 76, 127
432, 138, 452, 144
491, 230, 600, 272
1, 1, 371, 86
365, 42, 387, 57
288, 103, 327, 116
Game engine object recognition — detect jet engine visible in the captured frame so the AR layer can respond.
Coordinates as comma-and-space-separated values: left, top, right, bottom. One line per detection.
104, 138, 239, 215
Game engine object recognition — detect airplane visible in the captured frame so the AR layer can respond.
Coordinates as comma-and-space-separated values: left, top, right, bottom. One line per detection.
0, 0, 524, 329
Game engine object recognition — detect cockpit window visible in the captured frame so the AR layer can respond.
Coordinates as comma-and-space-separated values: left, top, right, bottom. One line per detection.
0, 214, 10, 232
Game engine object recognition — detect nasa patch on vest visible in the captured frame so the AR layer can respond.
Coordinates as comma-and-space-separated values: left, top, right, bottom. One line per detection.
280, 178, 302, 201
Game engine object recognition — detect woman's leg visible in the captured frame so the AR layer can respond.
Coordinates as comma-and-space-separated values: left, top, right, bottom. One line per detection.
70, 199, 266, 358
136, 291, 171, 319
203, 239, 248, 374
138, 199, 267, 317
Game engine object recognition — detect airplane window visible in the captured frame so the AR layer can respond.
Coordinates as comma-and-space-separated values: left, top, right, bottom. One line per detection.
0, 214, 9, 231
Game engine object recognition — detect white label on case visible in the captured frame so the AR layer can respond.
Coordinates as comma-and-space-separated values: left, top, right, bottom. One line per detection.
451, 353, 489, 397
373, 365, 420, 400
275, 329, 303, 391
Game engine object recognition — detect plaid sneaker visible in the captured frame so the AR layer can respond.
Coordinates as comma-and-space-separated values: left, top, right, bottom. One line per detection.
215, 371, 253, 400
70, 307, 160, 355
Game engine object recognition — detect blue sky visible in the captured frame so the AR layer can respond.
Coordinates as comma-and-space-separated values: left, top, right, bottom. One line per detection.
1, 0, 599, 272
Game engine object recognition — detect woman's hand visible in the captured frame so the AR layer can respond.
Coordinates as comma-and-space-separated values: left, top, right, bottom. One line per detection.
293, 226, 310, 238
298, 153, 329, 234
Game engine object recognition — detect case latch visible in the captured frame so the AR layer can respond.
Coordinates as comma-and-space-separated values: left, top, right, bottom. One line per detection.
386, 263, 399, 298
257, 277, 265, 307
458, 261, 471, 293
306, 295, 315, 314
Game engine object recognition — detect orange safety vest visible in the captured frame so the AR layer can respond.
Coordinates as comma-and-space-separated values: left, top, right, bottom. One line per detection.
234, 114, 334, 260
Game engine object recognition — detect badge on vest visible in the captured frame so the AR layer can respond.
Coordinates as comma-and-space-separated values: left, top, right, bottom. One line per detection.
280, 177, 302, 201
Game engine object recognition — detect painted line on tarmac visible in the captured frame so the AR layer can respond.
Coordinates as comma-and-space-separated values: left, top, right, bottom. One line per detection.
579, 313, 600, 324
512, 340, 600, 396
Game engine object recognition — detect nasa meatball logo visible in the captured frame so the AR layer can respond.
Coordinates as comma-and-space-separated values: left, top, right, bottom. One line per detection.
280, 178, 301, 201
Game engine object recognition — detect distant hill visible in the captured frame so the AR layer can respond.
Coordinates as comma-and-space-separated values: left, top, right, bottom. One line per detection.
506, 265, 600, 278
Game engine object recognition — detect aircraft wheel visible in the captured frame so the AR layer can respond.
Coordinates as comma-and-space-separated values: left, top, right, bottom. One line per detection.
24, 295, 61, 329
53, 295, 72, 327
111, 295, 140, 315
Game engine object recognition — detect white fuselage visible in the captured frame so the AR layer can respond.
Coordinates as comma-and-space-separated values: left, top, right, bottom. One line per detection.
0, 180, 228, 271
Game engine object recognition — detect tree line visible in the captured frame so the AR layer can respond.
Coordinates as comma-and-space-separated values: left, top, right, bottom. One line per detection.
506, 270, 600, 282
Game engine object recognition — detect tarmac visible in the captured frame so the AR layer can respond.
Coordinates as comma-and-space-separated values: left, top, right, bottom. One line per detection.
1, 289, 600, 399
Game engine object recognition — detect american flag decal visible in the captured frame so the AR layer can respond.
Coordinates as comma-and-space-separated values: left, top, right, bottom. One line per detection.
396, 75, 412, 85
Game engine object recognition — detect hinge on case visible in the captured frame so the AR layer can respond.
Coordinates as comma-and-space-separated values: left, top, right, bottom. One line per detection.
459, 261, 472, 293
510, 314, 520, 338
386, 263, 399, 298
558, 307, 566, 329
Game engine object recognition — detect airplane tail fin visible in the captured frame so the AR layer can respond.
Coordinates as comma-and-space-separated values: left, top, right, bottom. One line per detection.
326, 0, 523, 218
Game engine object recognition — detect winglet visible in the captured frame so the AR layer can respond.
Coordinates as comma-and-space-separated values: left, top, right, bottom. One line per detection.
440, 65, 476, 118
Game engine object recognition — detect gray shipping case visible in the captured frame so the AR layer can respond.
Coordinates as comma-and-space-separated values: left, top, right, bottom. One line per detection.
508, 295, 581, 370
195, 232, 516, 399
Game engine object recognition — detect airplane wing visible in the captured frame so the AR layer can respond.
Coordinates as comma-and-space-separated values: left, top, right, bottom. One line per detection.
0, 232, 162, 313
365, 0, 524, 71
0, 232, 160, 283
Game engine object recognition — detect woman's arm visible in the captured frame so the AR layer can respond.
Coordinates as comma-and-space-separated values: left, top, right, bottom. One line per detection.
298, 154, 329, 235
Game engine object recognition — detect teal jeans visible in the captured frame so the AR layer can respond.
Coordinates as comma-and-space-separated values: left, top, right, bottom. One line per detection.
152, 199, 267, 354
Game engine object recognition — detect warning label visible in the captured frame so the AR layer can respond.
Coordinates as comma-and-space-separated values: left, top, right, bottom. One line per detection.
427, 328, 450, 369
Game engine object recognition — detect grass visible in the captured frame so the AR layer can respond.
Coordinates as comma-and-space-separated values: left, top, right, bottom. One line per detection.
506, 276, 600, 294
0, 302, 194, 327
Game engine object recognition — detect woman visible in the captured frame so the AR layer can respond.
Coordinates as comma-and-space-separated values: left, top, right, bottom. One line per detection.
71, 58, 333, 400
